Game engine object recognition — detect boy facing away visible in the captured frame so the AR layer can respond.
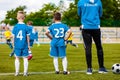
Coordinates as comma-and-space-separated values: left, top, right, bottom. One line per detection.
27, 21, 35, 60
45, 12, 72, 75
12, 11, 30, 76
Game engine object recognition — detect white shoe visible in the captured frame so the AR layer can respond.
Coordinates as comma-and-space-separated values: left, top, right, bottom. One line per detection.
15, 72, 19, 76
23, 72, 28, 76
75, 44, 78, 48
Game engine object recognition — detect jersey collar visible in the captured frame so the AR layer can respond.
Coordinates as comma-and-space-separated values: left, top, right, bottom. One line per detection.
18, 22, 25, 24
54, 22, 61, 24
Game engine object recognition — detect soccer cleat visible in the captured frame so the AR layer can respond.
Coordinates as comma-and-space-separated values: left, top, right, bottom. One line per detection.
28, 53, 33, 60
86, 68, 92, 75
98, 67, 108, 73
75, 44, 78, 48
23, 72, 28, 76
63, 71, 70, 75
14, 72, 19, 76
55, 71, 60, 74
28, 51, 33, 60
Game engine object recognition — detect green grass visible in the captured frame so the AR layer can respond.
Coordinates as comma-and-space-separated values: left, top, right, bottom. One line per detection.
0, 44, 120, 80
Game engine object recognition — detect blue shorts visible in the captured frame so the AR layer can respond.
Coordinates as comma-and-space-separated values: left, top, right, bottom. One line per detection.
14, 48, 29, 57
35, 38, 38, 42
50, 46, 66, 58
30, 40, 34, 47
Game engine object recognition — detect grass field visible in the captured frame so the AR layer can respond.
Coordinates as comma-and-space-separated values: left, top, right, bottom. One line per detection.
0, 44, 120, 80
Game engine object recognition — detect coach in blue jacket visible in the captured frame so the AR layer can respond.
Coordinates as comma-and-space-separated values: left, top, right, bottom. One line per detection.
77, 0, 107, 74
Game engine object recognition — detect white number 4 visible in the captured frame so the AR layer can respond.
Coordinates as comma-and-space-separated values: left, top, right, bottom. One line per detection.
17, 30, 23, 40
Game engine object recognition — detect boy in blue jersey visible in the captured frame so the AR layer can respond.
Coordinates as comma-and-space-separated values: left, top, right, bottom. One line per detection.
78, 0, 107, 74
34, 28, 40, 46
27, 21, 35, 60
45, 12, 72, 75
12, 11, 30, 76
27, 21, 35, 47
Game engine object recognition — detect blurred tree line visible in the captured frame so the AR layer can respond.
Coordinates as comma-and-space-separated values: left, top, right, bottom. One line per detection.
2, 0, 120, 27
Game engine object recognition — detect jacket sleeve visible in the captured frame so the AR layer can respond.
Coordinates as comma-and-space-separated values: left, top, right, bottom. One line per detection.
99, 1, 103, 17
77, 1, 81, 16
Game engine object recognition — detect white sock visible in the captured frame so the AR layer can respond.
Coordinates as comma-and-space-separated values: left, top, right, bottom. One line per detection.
53, 57, 59, 71
36, 41, 40, 46
36, 41, 39, 44
15, 58, 20, 73
28, 50, 32, 54
23, 58, 28, 73
62, 57, 67, 72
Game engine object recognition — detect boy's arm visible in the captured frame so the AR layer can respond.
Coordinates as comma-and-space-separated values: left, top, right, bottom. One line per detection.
12, 27, 16, 48
12, 34, 14, 47
99, 1, 103, 17
45, 30, 52, 40
27, 34, 31, 51
4, 32, 7, 39
64, 30, 72, 41
10, 31, 13, 38
77, 1, 82, 17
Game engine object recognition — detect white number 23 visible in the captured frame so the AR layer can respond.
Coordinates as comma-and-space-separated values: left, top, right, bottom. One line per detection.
54, 28, 64, 38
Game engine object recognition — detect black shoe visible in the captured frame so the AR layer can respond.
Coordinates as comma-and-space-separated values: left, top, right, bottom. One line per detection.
86, 68, 92, 75
98, 67, 108, 73
55, 71, 60, 74
63, 71, 70, 75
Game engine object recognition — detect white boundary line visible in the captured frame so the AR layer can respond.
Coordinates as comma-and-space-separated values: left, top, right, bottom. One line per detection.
0, 70, 112, 76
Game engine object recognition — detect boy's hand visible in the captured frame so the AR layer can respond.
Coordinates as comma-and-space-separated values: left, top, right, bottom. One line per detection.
28, 46, 31, 51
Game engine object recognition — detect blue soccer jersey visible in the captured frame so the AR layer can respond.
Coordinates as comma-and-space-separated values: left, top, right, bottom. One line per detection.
28, 26, 35, 40
48, 22, 69, 47
48, 22, 70, 58
12, 22, 29, 49
34, 31, 38, 41
27, 25, 35, 47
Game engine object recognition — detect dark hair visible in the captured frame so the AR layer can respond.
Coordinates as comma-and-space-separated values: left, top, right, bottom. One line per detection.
27, 21, 33, 25
54, 12, 61, 21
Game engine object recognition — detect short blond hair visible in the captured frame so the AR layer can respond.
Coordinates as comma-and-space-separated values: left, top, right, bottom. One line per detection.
17, 11, 25, 20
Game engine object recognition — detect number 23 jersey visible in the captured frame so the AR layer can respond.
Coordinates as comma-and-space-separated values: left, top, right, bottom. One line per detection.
48, 22, 69, 47
12, 22, 29, 49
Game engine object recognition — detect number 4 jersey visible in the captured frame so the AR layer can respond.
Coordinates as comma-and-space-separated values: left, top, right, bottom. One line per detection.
12, 22, 29, 49
48, 22, 70, 47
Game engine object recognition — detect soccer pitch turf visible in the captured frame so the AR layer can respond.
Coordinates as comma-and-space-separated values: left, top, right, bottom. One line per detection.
0, 44, 120, 80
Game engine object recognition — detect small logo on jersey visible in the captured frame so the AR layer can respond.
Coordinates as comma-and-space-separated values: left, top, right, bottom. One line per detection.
84, 3, 98, 7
